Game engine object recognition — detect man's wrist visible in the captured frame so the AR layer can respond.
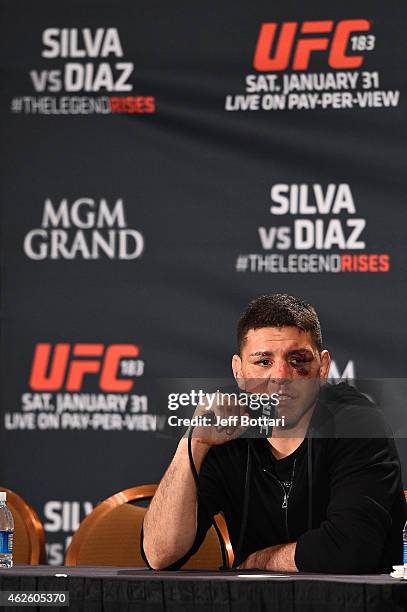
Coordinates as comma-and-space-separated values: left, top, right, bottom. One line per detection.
178, 436, 210, 467
238, 543, 298, 572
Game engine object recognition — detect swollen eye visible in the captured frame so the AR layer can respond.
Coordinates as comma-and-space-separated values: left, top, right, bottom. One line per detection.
289, 355, 313, 376
290, 353, 313, 364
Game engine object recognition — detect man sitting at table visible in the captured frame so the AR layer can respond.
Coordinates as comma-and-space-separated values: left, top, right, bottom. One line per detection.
142, 294, 405, 572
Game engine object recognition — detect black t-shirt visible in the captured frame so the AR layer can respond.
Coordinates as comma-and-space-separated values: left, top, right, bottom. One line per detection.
262, 438, 307, 495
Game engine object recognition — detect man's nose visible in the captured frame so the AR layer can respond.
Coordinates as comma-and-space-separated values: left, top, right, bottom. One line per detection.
267, 360, 293, 384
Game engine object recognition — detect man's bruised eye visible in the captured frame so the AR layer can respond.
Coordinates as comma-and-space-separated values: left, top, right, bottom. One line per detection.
289, 352, 313, 364
289, 358, 309, 366
289, 352, 314, 375
291, 362, 311, 376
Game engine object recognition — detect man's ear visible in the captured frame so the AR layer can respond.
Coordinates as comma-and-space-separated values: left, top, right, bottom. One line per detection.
319, 350, 331, 381
232, 353, 246, 390
232, 353, 243, 381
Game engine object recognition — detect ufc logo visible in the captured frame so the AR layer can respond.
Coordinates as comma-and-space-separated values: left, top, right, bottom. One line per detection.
29, 343, 139, 392
253, 19, 370, 71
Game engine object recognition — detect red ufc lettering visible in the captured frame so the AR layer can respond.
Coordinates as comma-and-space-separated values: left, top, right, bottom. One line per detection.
100, 345, 139, 392
253, 19, 370, 71
29, 343, 70, 391
293, 21, 333, 70
29, 343, 140, 391
329, 20, 370, 68
65, 344, 104, 391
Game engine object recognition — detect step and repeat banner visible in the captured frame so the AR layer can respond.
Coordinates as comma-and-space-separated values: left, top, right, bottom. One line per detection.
0, 0, 406, 563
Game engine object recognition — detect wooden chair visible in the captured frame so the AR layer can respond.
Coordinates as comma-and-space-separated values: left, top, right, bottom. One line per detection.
65, 484, 234, 568
1, 487, 45, 564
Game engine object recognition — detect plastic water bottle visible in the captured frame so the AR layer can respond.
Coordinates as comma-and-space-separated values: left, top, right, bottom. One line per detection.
404, 520, 407, 579
0, 492, 14, 568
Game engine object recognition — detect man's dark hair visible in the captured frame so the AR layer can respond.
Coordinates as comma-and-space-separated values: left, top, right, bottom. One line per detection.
237, 294, 323, 353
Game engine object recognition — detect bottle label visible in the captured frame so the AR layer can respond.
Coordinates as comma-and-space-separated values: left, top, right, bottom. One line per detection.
404, 541, 407, 565
0, 531, 13, 554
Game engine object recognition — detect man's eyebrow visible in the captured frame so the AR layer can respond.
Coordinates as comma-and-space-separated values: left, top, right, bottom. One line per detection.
248, 348, 314, 357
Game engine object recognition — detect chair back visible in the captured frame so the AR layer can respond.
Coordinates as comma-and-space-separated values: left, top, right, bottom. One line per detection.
65, 484, 234, 568
1, 487, 45, 564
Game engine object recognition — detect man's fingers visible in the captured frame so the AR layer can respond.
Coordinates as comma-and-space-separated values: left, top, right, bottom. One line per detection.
190, 395, 252, 446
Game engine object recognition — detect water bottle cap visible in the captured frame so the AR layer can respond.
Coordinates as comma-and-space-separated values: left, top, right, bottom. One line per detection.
0, 492, 6, 502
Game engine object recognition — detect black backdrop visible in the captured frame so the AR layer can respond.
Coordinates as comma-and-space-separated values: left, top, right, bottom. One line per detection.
0, 0, 406, 563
